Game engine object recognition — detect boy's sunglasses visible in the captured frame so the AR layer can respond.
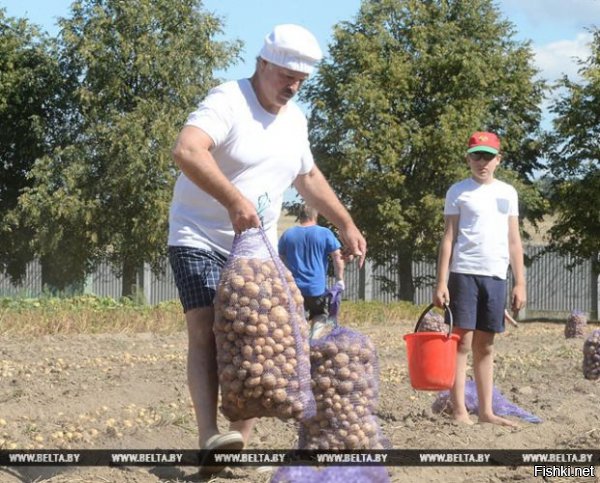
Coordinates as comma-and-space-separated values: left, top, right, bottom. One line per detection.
468, 151, 497, 161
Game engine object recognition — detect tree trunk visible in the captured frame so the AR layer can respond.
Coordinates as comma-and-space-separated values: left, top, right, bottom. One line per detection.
121, 259, 138, 299
592, 259, 599, 321
41, 254, 84, 295
397, 252, 415, 302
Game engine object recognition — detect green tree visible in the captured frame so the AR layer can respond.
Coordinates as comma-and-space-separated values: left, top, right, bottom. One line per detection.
15, 0, 241, 295
546, 29, 600, 268
0, 10, 72, 284
302, 0, 547, 300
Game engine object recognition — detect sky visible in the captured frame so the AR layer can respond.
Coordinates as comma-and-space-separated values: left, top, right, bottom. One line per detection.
3, 0, 597, 197
2, 0, 597, 88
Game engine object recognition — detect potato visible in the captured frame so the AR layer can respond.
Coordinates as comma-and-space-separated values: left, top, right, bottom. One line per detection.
242, 281, 260, 298
230, 275, 245, 290
261, 373, 277, 389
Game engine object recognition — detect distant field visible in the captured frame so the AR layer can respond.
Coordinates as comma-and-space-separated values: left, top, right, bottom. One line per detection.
522, 215, 555, 245
0, 298, 593, 483
278, 213, 297, 237
0, 296, 422, 336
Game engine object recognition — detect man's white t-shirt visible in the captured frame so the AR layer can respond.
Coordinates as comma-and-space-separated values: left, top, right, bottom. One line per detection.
168, 79, 314, 256
444, 178, 519, 279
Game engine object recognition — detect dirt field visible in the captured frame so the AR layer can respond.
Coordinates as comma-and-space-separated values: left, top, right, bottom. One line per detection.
1, 315, 600, 483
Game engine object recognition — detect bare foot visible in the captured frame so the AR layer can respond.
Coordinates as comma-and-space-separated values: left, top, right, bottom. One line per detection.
478, 414, 519, 427
452, 412, 475, 425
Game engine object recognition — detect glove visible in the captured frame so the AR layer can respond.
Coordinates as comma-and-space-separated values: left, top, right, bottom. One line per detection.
335, 279, 345, 290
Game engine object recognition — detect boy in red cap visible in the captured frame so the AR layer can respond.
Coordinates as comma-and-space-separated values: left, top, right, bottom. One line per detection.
433, 131, 526, 426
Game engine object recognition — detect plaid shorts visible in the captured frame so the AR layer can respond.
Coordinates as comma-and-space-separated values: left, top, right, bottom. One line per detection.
168, 246, 227, 313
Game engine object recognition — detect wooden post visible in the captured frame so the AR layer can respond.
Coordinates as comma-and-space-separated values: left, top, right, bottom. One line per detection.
358, 259, 373, 301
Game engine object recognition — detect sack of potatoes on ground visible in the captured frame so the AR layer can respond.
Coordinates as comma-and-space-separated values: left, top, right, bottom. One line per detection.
214, 228, 316, 422
583, 328, 600, 380
298, 326, 390, 449
565, 309, 587, 339
271, 464, 391, 483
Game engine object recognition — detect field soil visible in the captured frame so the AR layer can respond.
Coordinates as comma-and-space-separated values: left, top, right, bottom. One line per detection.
1, 316, 599, 483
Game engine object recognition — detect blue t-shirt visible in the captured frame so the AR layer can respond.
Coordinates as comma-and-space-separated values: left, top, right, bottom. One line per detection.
278, 225, 341, 297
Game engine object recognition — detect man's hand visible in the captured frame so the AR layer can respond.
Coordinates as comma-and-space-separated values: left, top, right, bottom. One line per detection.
335, 279, 345, 290
339, 225, 367, 268
226, 196, 261, 234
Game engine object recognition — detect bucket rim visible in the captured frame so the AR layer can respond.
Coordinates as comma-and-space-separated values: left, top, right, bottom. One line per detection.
403, 331, 460, 341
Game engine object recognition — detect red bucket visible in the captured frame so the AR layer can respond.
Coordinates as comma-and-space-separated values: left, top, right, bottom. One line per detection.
403, 303, 459, 391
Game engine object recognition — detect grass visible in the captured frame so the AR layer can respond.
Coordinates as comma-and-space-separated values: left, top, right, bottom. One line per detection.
339, 300, 424, 328
0, 295, 424, 337
0, 295, 185, 336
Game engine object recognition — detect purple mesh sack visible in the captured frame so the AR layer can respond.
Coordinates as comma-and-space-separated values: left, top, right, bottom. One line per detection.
431, 380, 542, 423
582, 329, 600, 379
299, 325, 390, 449
416, 309, 446, 333
565, 309, 587, 338
327, 281, 344, 319
271, 465, 390, 483
214, 228, 315, 422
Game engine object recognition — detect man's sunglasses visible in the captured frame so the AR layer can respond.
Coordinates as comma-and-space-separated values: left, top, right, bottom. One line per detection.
468, 152, 497, 161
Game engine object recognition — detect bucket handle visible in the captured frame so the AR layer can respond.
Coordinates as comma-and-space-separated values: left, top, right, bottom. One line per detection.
413, 302, 454, 338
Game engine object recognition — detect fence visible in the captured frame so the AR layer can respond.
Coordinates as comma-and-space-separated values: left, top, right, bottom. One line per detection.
1, 245, 598, 320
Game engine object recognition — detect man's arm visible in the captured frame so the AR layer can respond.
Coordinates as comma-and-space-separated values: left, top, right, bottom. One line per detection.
330, 249, 344, 284
293, 166, 366, 266
172, 125, 260, 233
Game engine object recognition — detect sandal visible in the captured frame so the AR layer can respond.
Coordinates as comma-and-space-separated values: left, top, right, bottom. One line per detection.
199, 431, 244, 475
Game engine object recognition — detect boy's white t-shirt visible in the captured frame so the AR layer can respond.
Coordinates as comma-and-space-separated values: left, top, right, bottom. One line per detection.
168, 79, 314, 256
444, 178, 519, 279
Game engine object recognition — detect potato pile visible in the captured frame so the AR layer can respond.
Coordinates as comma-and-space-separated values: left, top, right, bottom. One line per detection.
582, 329, 600, 380
417, 309, 446, 333
298, 327, 388, 450
565, 310, 587, 339
214, 238, 314, 422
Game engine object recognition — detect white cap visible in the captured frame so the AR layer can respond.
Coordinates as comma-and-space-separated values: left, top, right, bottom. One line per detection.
259, 24, 323, 75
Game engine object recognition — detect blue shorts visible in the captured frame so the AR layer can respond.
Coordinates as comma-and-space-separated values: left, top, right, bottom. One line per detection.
447, 272, 506, 333
168, 246, 227, 313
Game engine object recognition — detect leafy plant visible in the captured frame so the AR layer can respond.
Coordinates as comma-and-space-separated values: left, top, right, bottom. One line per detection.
302, 0, 547, 300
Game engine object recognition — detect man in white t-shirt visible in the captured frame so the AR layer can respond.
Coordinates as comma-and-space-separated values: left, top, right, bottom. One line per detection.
434, 131, 526, 427
167, 24, 366, 472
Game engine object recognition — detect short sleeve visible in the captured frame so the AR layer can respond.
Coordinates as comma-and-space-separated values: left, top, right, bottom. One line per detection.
444, 184, 460, 215
298, 142, 315, 175
326, 230, 342, 253
508, 185, 519, 217
185, 85, 233, 147
278, 233, 286, 254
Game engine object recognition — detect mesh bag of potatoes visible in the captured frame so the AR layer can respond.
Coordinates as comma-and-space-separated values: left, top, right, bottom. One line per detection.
582, 328, 600, 380
271, 465, 390, 483
214, 228, 316, 422
565, 309, 587, 339
298, 325, 390, 449
416, 308, 446, 333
